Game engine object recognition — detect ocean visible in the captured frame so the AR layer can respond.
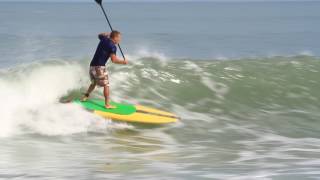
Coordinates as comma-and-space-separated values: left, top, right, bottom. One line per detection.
0, 1, 320, 179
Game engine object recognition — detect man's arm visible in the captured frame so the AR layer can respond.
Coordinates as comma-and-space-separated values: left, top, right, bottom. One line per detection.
98, 32, 110, 40
110, 54, 128, 64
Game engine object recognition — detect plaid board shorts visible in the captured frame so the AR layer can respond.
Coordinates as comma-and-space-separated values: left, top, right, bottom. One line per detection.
89, 66, 109, 87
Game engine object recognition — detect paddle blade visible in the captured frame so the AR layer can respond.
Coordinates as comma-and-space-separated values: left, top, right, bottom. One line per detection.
95, 0, 102, 5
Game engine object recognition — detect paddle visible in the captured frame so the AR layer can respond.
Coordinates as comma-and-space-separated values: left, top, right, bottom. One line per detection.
95, 0, 126, 61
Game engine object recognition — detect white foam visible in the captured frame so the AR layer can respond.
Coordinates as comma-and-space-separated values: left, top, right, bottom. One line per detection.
125, 48, 169, 68
134, 48, 168, 61
0, 61, 109, 137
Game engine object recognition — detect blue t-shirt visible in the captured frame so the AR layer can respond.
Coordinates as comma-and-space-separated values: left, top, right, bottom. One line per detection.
90, 35, 117, 66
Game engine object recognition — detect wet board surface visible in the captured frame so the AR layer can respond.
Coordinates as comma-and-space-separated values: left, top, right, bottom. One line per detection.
74, 99, 178, 124
74, 99, 136, 115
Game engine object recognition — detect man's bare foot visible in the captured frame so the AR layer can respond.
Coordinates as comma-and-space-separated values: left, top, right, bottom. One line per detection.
105, 104, 116, 109
80, 93, 89, 102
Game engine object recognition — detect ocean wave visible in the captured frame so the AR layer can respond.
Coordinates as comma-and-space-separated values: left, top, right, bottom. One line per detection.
0, 54, 319, 137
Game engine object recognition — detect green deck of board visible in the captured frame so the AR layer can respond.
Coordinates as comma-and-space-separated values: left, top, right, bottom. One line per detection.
74, 99, 136, 115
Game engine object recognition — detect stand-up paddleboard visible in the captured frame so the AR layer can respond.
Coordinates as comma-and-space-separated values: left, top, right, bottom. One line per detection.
74, 99, 178, 124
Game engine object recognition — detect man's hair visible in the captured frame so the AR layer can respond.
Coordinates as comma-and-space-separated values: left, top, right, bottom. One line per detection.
110, 30, 121, 39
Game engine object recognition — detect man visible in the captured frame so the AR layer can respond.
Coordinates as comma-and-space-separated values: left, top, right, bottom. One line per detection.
81, 30, 128, 109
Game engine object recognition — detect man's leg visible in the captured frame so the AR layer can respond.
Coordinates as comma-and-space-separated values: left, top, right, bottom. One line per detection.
104, 85, 115, 109
87, 82, 96, 95
81, 82, 96, 101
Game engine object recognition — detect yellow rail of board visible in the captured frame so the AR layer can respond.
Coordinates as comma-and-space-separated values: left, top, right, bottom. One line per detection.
95, 108, 178, 124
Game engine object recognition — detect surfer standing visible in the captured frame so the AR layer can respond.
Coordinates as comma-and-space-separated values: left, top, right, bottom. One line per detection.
81, 30, 128, 109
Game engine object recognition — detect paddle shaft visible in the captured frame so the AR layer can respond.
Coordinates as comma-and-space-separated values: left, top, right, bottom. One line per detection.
97, 3, 126, 60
